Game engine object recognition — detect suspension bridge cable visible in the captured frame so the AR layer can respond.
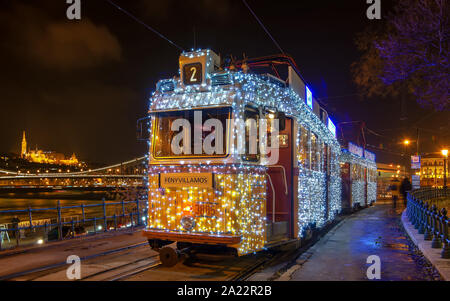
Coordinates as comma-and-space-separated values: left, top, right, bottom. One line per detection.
104, 0, 184, 52
242, 0, 285, 55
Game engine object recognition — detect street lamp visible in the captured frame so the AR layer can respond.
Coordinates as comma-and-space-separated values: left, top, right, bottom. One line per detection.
442, 149, 448, 189
403, 139, 410, 146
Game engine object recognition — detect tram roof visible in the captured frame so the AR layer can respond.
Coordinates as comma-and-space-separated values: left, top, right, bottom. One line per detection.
148, 49, 340, 147
340, 149, 377, 168
150, 76, 339, 147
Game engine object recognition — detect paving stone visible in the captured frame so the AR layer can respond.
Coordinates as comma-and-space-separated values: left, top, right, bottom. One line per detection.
277, 203, 443, 281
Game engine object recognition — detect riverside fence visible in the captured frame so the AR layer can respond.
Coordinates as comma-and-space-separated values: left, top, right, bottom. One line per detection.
406, 188, 450, 259
0, 199, 147, 251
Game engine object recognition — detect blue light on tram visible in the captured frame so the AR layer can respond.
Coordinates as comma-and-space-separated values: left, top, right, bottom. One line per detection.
306, 86, 313, 109
327, 117, 336, 136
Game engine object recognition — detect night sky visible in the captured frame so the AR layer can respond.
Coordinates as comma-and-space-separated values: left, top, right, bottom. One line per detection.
0, 0, 448, 165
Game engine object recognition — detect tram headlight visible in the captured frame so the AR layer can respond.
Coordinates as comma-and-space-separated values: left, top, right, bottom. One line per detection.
180, 215, 196, 231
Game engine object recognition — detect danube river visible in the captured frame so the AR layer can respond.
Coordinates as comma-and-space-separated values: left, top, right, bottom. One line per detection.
0, 191, 141, 225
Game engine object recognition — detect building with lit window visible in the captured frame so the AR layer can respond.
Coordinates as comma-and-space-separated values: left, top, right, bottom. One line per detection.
420, 154, 448, 187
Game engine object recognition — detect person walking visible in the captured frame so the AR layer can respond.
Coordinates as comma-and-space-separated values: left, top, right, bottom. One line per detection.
400, 177, 413, 206
388, 179, 400, 208
10, 215, 20, 238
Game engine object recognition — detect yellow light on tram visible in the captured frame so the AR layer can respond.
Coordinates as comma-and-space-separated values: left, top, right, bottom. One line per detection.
442, 149, 449, 157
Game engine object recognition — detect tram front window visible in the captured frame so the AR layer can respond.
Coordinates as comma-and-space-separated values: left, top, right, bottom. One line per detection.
153, 107, 231, 158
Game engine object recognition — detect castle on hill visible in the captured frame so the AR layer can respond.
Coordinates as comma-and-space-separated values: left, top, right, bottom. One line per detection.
21, 131, 80, 166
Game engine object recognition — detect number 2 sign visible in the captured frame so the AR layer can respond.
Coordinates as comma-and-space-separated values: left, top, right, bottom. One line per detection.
183, 63, 202, 85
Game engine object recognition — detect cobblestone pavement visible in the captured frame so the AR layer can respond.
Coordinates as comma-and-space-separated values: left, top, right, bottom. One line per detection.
287, 201, 442, 281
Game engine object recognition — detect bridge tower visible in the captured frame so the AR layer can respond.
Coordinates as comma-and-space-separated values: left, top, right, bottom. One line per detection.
21, 131, 27, 158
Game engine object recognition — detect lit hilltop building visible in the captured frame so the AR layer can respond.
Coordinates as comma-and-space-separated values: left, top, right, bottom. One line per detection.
21, 131, 27, 158
20, 131, 81, 166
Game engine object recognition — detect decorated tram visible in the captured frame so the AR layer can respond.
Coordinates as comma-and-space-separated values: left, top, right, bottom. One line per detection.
142, 49, 372, 266
340, 142, 377, 212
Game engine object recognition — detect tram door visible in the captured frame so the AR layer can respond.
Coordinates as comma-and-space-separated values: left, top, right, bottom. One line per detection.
364, 167, 368, 206
341, 163, 351, 213
266, 117, 294, 242
324, 144, 330, 220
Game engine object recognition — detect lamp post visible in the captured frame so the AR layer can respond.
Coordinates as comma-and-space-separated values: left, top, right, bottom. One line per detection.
442, 149, 448, 190
403, 140, 410, 156
403, 139, 414, 178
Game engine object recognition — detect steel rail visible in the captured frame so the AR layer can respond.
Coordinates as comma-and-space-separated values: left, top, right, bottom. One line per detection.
78, 254, 161, 281
0, 241, 149, 281
108, 261, 161, 281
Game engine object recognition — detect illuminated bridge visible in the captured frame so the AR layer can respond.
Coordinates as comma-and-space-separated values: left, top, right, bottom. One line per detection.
0, 157, 146, 189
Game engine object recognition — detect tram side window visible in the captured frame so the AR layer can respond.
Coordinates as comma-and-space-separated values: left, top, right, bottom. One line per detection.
242, 106, 259, 162
357, 165, 363, 180
311, 133, 320, 171
351, 164, 359, 181
319, 139, 324, 173
328, 148, 333, 174
324, 143, 330, 175
341, 162, 350, 180
369, 169, 377, 182
318, 138, 322, 172
297, 126, 304, 166
329, 147, 334, 174
331, 147, 336, 174
310, 133, 316, 170
300, 125, 311, 170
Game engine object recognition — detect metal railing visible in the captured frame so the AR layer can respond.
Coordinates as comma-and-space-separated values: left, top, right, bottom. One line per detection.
0, 199, 147, 251
406, 188, 450, 259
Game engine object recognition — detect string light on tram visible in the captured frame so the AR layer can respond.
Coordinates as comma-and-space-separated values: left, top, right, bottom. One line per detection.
145, 50, 344, 254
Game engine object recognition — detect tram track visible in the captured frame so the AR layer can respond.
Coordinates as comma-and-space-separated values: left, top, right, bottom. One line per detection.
228, 254, 277, 281
2, 218, 345, 281
0, 241, 150, 281
118, 250, 282, 281
80, 255, 160, 281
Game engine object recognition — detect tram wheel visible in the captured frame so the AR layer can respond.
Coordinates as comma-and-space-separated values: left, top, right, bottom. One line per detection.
159, 246, 179, 267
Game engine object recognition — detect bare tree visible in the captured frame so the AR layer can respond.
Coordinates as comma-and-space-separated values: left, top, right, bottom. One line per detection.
353, 0, 449, 111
